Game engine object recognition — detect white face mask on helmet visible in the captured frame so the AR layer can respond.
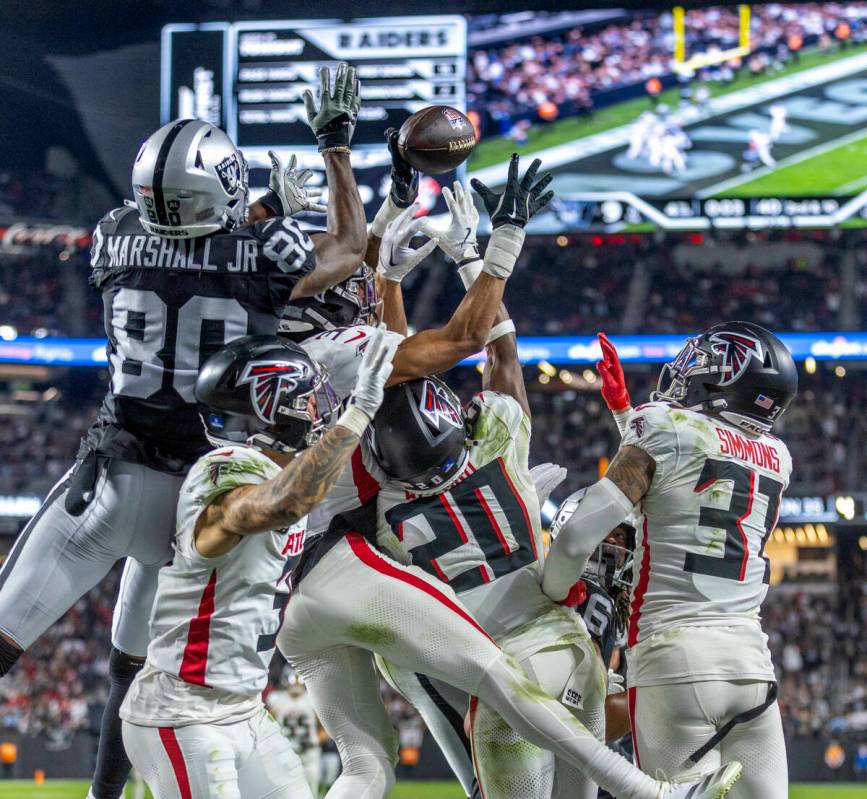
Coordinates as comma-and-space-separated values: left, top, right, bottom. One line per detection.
132, 119, 249, 239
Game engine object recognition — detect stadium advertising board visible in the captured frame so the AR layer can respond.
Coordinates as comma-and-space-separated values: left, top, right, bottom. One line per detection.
6, 333, 867, 367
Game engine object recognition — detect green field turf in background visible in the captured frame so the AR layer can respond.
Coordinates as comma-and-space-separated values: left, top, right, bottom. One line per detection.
714, 132, 867, 197
0, 780, 862, 798
468, 42, 867, 172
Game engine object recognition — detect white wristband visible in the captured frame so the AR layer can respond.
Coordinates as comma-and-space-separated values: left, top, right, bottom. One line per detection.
335, 405, 371, 439
458, 258, 483, 290
482, 225, 525, 280
485, 319, 516, 345
369, 195, 402, 239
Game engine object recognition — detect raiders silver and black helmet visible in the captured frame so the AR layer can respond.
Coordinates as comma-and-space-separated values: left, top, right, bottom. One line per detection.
652, 321, 797, 435
367, 376, 469, 493
279, 265, 378, 341
132, 119, 249, 239
195, 335, 340, 453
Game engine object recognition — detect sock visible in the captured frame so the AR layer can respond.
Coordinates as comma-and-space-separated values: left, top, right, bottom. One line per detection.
89, 647, 145, 799
0, 634, 22, 676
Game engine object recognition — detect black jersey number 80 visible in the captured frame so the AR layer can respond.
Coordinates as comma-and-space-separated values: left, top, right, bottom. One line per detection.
684, 458, 784, 585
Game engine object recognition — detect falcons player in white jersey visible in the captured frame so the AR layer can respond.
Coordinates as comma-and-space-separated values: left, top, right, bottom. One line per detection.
273, 158, 740, 799
267, 671, 322, 795
366, 201, 619, 799
119, 328, 398, 799
544, 321, 797, 799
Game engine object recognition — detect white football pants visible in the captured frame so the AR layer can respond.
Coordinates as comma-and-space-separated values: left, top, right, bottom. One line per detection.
378, 626, 606, 799
277, 533, 660, 799
0, 458, 183, 656
630, 679, 787, 799
122, 707, 313, 799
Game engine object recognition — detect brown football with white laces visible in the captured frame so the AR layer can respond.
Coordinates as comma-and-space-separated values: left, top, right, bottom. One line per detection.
397, 106, 477, 174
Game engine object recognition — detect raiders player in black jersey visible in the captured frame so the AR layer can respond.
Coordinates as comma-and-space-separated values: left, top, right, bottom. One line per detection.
0, 64, 366, 799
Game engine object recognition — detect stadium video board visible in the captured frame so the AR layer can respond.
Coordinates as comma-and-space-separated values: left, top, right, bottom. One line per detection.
163, 5, 867, 230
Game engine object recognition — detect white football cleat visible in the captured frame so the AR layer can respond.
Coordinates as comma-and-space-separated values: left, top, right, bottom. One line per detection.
658, 761, 743, 799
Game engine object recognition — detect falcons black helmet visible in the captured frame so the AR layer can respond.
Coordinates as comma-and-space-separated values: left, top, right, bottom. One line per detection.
195, 335, 340, 453
278, 264, 377, 341
652, 321, 797, 435
367, 376, 469, 493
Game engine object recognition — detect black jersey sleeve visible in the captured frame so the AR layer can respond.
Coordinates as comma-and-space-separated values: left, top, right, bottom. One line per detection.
243, 215, 317, 311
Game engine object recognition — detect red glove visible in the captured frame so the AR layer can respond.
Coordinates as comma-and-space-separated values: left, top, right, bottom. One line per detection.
597, 332, 630, 412
558, 579, 588, 609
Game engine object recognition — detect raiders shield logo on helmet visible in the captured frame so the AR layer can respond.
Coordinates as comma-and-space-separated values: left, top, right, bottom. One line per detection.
708, 331, 764, 386
238, 360, 309, 424
215, 153, 242, 196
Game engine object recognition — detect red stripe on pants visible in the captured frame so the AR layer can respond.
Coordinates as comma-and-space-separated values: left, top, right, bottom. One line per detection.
159, 727, 192, 799
627, 687, 641, 769
345, 533, 495, 644
179, 568, 217, 685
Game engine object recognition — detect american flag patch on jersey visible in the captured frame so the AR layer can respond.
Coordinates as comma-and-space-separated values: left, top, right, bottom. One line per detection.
754, 394, 775, 410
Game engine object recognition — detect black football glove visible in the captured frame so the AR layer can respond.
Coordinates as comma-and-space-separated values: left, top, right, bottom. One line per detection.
385, 127, 419, 208
303, 63, 361, 152
470, 153, 553, 229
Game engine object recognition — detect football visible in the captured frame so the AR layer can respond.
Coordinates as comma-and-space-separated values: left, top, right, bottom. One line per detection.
397, 106, 477, 174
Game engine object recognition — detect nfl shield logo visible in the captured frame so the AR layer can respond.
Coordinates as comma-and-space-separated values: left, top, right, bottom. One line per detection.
442, 108, 466, 131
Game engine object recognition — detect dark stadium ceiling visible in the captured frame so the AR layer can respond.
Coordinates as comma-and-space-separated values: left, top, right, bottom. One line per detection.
5, 0, 774, 47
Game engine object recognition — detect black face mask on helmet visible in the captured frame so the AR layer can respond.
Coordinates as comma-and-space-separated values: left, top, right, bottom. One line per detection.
195, 334, 341, 453
366, 376, 469, 494
278, 264, 378, 342
652, 321, 798, 435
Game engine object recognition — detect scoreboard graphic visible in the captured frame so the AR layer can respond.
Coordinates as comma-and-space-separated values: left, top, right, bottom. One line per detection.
162, 17, 466, 159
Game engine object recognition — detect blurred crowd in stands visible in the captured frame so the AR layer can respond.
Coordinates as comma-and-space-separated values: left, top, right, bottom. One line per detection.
467, 4, 867, 136
0, 569, 116, 746
766, 572, 867, 738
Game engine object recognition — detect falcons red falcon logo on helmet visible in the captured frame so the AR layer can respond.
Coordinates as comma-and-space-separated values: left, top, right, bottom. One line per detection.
419, 380, 463, 430
237, 360, 309, 424
708, 331, 764, 386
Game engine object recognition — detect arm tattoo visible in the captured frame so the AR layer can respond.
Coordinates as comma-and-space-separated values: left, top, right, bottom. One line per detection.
606, 445, 655, 505
225, 426, 360, 535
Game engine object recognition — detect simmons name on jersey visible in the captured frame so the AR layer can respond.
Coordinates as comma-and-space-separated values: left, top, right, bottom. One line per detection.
84, 205, 315, 471
624, 401, 792, 687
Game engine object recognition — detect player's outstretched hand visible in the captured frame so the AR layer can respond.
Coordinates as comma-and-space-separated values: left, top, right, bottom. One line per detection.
385, 127, 419, 208
530, 462, 567, 507
348, 323, 403, 421
303, 63, 361, 153
266, 152, 327, 216
419, 181, 479, 265
470, 153, 554, 229
597, 332, 631, 412
377, 204, 438, 284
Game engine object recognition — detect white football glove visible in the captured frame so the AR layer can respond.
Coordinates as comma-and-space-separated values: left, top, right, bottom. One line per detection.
420, 181, 480, 265
377, 203, 438, 284
344, 323, 403, 423
530, 462, 567, 508
607, 669, 625, 695
267, 151, 327, 216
